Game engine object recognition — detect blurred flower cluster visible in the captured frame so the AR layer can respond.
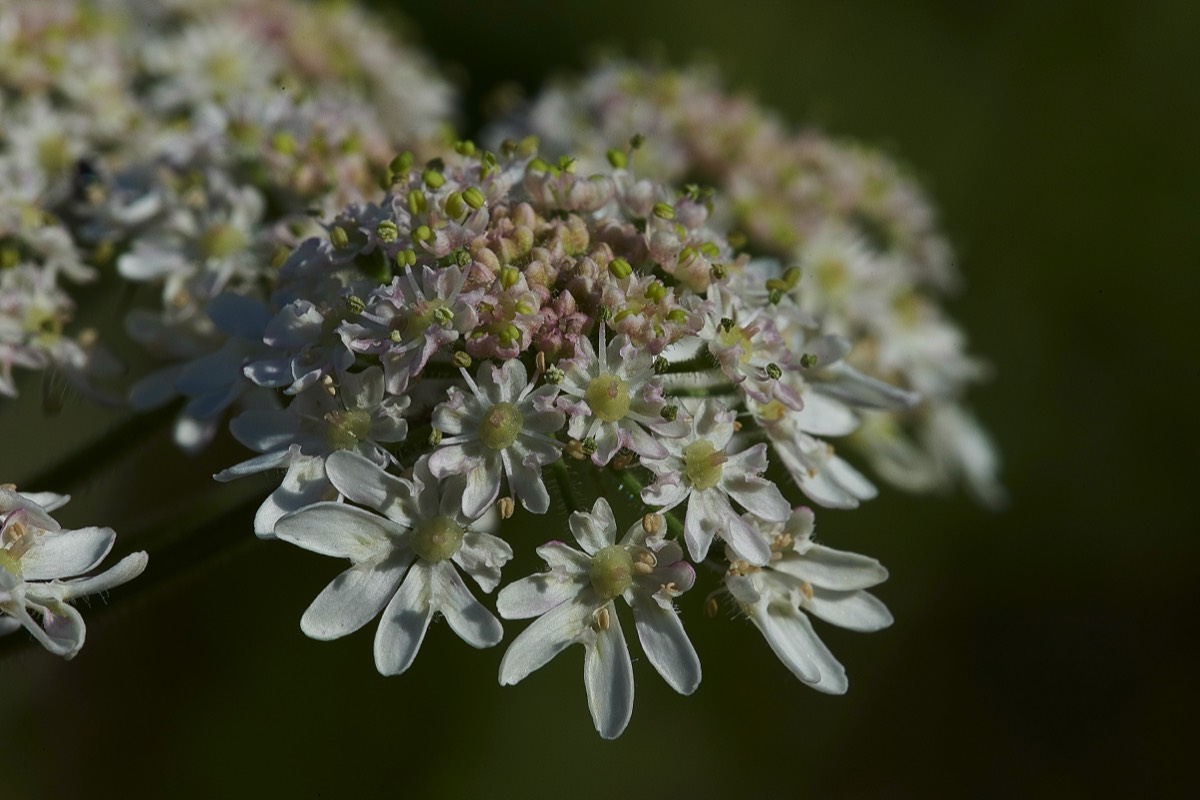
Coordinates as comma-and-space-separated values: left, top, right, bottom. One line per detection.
1, 1, 1001, 739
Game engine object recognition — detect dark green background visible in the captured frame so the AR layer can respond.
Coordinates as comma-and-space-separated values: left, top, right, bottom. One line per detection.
3, 0, 1196, 796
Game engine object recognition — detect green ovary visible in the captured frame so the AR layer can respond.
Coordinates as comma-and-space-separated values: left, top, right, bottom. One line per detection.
683, 439, 726, 490
404, 298, 446, 337
411, 515, 465, 562
325, 409, 372, 450
200, 223, 247, 260
478, 402, 523, 450
589, 545, 633, 600
584, 373, 631, 422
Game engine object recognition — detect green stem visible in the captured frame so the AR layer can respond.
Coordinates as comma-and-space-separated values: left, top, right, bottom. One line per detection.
660, 350, 717, 374
665, 383, 738, 398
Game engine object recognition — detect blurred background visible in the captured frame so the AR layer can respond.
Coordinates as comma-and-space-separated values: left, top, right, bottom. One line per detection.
2, 0, 1196, 796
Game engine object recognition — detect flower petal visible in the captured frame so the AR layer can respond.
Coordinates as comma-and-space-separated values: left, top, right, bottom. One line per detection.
805, 588, 893, 632
275, 503, 397, 561
568, 498, 616, 555
59, 552, 148, 598
301, 560, 408, 640
631, 599, 701, 695
774, 545, 889, 591
722, 473, 790, 523
498, 594, 596, 685
432, 562, 503, 648
497, 571, 588, 619
756, 606, 848, 694
326, 450, 417, 526
374, 563, 434, 675
584, 606, 635, 739
19, 527, 115, 581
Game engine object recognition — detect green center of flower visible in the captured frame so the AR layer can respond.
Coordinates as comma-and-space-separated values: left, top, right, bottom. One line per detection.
404, 298, 447, 338
683, 439, 727, 491
717, 325, 755, 364
589, 545, 634, 600
410, 515, 465, 562
324, 409, 372, 450
584, 373, 631, 422
478, 402, 523, 450
200, 223, 247, 260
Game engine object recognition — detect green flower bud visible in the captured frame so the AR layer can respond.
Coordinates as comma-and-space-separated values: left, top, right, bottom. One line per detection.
329, 226, 350, 249
607, 149, 627, 169
445, 191, 466, 219
390, 152, 414, 174
608, 257, 633, 279
413, 225, 433, 242
645, 281, 667, 303
452, 350, 472, 369
407, 189, 427, 215
766, 362, 782, 380
652, 202, 675, 220
800, 353, 818, 369
423, 168, 445, 189
463, 186, 486, 210
500, 266, 520, 289
455, 140, 476, 156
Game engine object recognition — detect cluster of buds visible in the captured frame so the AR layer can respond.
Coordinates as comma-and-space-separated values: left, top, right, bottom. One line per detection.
494, 60, 1004, 506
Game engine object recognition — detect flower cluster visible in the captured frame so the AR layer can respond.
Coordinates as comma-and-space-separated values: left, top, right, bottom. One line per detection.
2, 1, 1001, 742
197, 141, 912, 737
0, 0, 452, 414
0, 486, 147, 659
492, 60, 1004, 506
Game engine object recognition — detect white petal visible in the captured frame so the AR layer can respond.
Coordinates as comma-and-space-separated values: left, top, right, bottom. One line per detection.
568, 498, 616, 555
501, 449, 550, 515
498, 594, 595, 685
682, 491, 718, 563
721, 506, 773, 566
454, 532, 513, 593
793, 391, 860, 436
757, 606, 848, 694
432, 562, 503, 648
301, 560, 407, 640
722, 474, 790, 523
325, 450, 417, 526
584, 606, 635, 739
252, 457, 331, 538
275, 503, 396, 561
460, 458, 500, 520
535, 541, 590, 573
374, 563, 434, 675
0, 488, 60, 529
29, 601, 86, 659
641, 479, 689, 511
805, 588, 893, 632
0, 616, 21, 636
774, 545, 889, 591
496, 571, 587, 619
20, 527, 115, 581
631, 599, 701, 695
59, 552, 148, 598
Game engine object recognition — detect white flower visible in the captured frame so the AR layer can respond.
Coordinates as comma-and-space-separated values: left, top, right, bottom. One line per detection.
642, 399, 789, 566
0, 488, 148, 659
274, 451, 511, 675
557, 325, 686, 465
428, 359, 563, 517
724, 507, 892, 694
497, 498, 700, 739
216, 366, 409, 536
